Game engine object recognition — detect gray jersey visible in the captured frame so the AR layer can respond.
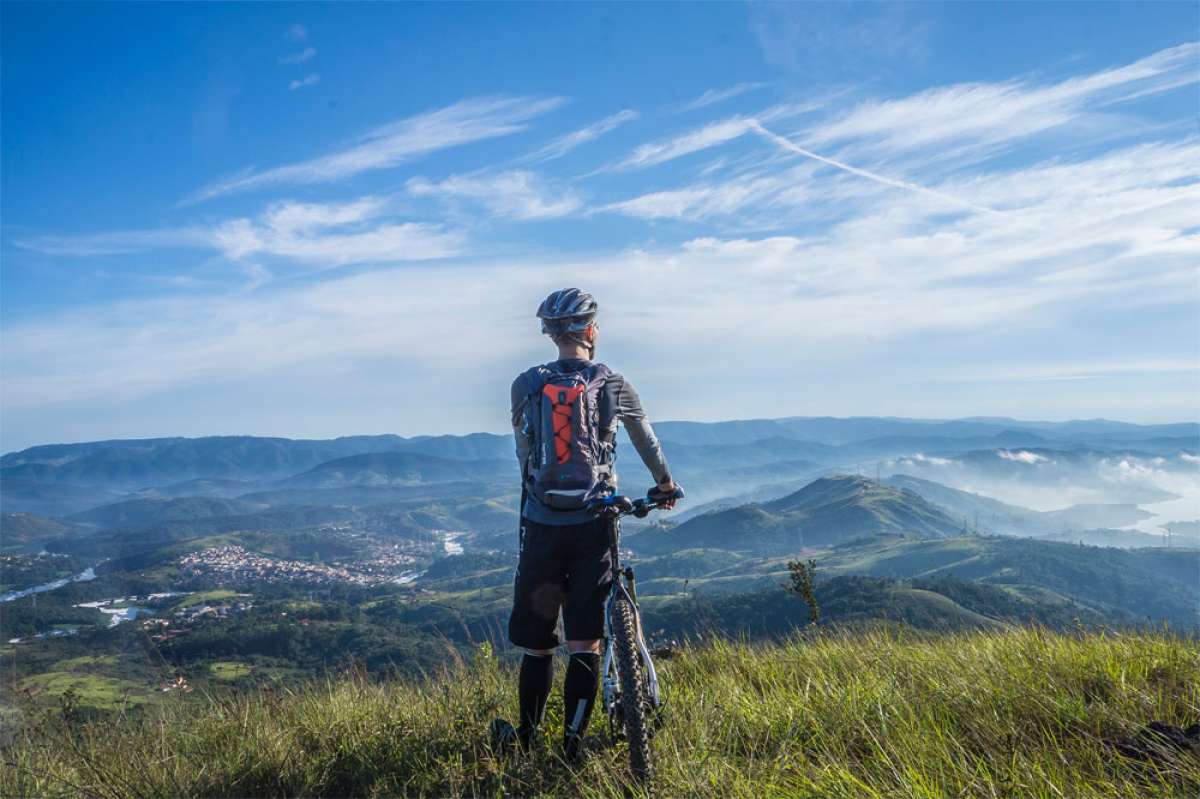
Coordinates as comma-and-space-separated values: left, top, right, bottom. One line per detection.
511, 358, 672, 525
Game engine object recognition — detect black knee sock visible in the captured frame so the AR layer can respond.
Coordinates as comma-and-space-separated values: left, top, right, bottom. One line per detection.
518, 653, 554, 742
562, 652, 601, 739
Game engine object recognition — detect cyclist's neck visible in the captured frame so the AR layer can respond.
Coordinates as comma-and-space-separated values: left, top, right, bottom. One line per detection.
556, 343, 592, 362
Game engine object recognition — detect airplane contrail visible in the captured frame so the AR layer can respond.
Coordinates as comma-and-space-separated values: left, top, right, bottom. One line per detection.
747, 120, 999, 216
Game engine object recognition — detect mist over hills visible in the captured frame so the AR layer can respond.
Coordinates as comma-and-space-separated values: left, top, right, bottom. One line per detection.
4, 414, 1193, 518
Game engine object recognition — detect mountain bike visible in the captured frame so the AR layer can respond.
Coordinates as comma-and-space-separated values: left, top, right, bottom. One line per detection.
586, 486, 684, 785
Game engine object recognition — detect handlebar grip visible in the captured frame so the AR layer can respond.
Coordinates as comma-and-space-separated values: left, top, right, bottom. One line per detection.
648, 485, 685, 502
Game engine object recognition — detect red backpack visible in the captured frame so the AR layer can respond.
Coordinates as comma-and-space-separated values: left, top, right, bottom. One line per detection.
523, 362, 615, 510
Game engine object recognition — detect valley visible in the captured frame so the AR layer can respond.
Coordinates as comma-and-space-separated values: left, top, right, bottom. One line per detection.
1, 414, 1197, 730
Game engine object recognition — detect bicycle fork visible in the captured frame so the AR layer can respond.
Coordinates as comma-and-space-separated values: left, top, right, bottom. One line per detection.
601, 569, 663, 739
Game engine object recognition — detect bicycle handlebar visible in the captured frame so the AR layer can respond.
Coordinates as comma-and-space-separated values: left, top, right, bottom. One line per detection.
587, 486, 685, 519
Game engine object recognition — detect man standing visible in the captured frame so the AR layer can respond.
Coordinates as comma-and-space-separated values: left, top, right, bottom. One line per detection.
492, 288, 680, 761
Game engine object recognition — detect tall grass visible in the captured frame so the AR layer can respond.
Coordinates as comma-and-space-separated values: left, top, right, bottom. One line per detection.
3, 628, 1197, 798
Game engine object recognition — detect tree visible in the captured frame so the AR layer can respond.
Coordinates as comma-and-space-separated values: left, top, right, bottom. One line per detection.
784, 559, 820, 624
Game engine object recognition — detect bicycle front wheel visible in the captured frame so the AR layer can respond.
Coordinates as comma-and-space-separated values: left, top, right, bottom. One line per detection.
612, 592, 653, 785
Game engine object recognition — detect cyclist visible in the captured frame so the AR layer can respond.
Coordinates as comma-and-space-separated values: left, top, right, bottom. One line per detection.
492, 287, 680, 762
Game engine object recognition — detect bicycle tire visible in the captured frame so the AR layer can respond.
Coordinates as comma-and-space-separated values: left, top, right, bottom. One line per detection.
612, 592, 653, 784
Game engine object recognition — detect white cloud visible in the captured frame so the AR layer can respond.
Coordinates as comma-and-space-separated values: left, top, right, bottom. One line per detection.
18, 197, 463, 268
679, 83, 768, 112
614, 117, 755, 170
522, 109, 638, 163
285, 23, 307, 42
897, 453, 956, 467
407, 170, 582, 220
208, 197, 464, 266
288, 74, 320, 91
280, 47, 317, 65
805, 42, 1199, 161
4, 219, 1196, 447
601, 172, 797, 221
188, 95, 564, 201
998, 450, 1049, 464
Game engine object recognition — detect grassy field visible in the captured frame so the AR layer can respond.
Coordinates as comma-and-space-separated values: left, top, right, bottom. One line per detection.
174, 589, 239, 608
2, 628, 1197, 798
209, 661, 252, 681
16, 672, 151, 712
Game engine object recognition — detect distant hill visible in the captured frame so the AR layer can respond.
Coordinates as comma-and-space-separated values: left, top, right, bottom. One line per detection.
652, 416, 1198, 447
0, 479, 127, 516
276, 451, 513, 489
1034, 528, 1185, 549
818, 533, 1199, 628
0, 512, 84, 550
4, 418, 1193, 518
0, 435, 409, 487
51, 505, 365, 561
68, 497, 267, 530
884, 474, 1045, 535
639, 475, 963, 554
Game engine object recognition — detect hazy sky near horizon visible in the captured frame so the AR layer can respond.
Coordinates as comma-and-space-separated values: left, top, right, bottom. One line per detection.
2, 2, 1198, 453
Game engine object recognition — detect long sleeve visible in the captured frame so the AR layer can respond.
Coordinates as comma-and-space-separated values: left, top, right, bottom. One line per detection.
511, 375, 534, 480
612, 376, 672, 486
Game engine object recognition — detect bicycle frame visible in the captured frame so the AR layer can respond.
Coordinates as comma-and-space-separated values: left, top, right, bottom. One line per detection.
591, 496, 670, 735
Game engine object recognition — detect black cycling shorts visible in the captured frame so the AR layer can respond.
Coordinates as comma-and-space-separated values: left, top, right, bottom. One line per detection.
508, 516, 613, 650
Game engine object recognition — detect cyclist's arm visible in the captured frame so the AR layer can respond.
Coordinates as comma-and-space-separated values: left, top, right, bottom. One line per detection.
613, 376, 673, 487
511, 376, 534, 479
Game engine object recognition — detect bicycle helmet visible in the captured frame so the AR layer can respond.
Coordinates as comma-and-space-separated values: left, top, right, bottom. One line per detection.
536, 288, 598, 335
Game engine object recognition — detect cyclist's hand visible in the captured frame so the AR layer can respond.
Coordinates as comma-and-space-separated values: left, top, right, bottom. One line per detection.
650, 480, 682, 509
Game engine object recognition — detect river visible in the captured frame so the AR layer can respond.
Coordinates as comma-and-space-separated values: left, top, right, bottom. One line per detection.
0, 565, 98, 603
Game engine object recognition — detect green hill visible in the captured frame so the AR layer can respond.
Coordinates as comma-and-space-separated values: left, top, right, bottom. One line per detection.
816, 534, 1200, 629
4, 629, 1196, 798
0, 512, 84, 551
640, 475, 963, 554
68, 496, 267, 529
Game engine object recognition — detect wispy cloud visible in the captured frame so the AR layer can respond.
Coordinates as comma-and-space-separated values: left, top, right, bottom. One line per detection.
608, 100, 826, 172
188, 95, 564, 202
806, 42, 1199, 161
211, 202, 462, 266
614, 117, 755, 170
280, 46, 317, 65
15, 229, 212, 257
679, 82, 767, 112
749, 120, 998, 215
600, 171, 798, 221
407, 170, 583, 220
945, 359, 1200, 384
288, 73, 320, 91
285, 23, 307, 42
749, 3, 931, 74
521, 109, 639, 163
19, 197, 464, 268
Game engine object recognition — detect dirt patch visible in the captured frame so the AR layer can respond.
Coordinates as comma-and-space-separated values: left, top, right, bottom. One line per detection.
1111, 721, 1200, 766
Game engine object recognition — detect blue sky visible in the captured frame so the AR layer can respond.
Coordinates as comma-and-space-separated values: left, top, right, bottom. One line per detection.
2, 2, 1198, 452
